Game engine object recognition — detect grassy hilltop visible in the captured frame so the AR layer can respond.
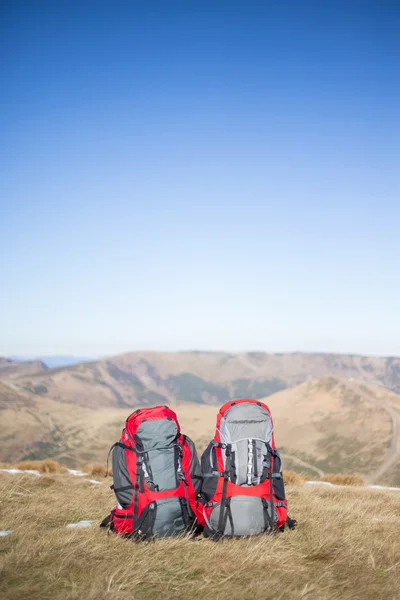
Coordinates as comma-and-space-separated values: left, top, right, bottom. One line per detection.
0, 469, 399, 600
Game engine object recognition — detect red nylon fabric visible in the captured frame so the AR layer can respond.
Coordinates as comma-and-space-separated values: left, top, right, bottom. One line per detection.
125, 405, 180, 440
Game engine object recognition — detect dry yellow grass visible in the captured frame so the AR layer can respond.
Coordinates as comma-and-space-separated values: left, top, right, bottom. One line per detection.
283, 470, 310, 485
320, 473, 366, 486
15, 459, 67, 474
0, 470, 399, 600
83, 463, 110, 477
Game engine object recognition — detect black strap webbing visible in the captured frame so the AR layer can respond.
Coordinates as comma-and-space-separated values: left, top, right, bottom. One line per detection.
269, 449, 276, 530
114, 442, 137, 452
217, 444, 232, 535
113, 484, 134, 493
105, 443, 117, 477
212, 442, 227, 449
262, 498, 273, 531
178, 438, 194, 521
99, 514, 111, 528
202, 471, 225, 478
133, 455, 143, 531
227, 503, 234, 535
221, 497, 234, 536
252, 440, 258, 480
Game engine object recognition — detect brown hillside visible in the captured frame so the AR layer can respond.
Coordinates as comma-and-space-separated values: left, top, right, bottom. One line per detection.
265, 377, 400, 484
9, 350, 400, 409
0, 381, 35, 409
0, 379, 216, 465
0, 357, 47, 380
1, 375, 400, 485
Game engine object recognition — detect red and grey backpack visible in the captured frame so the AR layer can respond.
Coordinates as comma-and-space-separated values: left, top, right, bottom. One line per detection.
200, 399, 288, 538
102, 406, 204, 539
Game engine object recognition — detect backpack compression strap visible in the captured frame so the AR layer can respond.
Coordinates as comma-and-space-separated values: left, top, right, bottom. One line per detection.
216, 443, 233, 536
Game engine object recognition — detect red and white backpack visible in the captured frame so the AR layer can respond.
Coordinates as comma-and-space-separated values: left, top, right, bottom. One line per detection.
200, 399, 288, 537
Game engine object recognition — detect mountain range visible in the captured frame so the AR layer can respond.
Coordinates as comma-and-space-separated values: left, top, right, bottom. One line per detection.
3, 350, 400, 407
1, 350, 400, 485
9, 355, 96, 368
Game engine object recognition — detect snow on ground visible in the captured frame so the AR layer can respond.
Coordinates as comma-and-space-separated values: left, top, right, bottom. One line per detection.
0, 468, 40, 476
305, 481, 334, 487
67, 469, 87, 477
371, 517, 400, 522
305, 480, 400, 491
66, 520, 94, 528
0, 530, 13, 537
368, 485, 400, 492
1, 466, 399, 492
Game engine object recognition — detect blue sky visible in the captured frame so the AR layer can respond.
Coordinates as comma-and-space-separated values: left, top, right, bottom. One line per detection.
1, 1, 399, 357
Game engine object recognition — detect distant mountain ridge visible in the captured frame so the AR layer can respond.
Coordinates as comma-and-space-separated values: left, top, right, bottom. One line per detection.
1, 374, 400, 486
9, 355, 96, 368
0, 357, 48, 379
2, 351, 400, 484
2, 350, 400, 408
265, 377, 400, 485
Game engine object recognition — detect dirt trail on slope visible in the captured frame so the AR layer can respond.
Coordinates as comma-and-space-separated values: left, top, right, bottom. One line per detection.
362, 390, 400, 484
281, 453, 324, 477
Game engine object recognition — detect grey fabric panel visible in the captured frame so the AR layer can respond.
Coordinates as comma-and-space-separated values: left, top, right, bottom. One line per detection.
209, 496, 267, 536
234, 439, 266, 485
137, 419, 179, 491
220, 403, 273, 485
230, 439, 249, 485
220, 402, 273, 444
186, 436, 202, 494
153, 498, 185, 537
147, 446, 177, 491
112, 445, 133, 508
136, 419, 178, 450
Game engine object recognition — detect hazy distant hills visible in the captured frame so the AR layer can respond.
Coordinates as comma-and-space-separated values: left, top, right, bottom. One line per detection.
266, 377, 400, 485
0, 357, 48, 380
1, 351, 400, 484
3, 350, 400, 408
1, 369, 400, 485
9, 355, 96, 368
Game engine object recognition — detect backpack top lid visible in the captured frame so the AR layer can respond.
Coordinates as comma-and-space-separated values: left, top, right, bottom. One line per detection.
214, 399, 275, 447
217, 398, 272, 419
124, 406, 181, 440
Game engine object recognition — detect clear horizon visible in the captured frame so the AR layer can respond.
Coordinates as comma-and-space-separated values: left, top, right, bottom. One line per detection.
1, 1, 399, 358
5, 347, 400, 361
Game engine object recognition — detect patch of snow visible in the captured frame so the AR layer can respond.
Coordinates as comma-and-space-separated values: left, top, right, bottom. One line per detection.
86, 479, 102, 485
371, 517, 400, 523
368, 485, 400, 492
305, 480, 334, 487
0, 530, 13, 536
304, 480, 400, 492
66, 520, 94, 528
0, 468, 40, 477
68, 469, 87, 477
